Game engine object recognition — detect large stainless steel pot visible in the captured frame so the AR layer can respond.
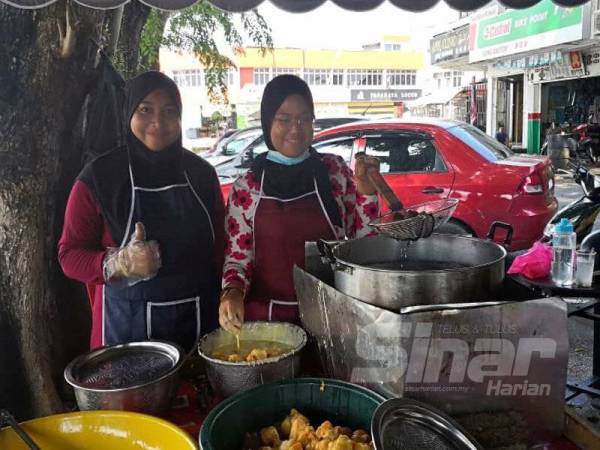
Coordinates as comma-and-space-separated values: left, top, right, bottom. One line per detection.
320, 233, 507, 310
198, 321, 307, 398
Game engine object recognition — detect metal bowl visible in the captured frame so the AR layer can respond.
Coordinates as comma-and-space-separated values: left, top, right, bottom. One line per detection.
64, 340, 183, 415
198, 321, 307, 398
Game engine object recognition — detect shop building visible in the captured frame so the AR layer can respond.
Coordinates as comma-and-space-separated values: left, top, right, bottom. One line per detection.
428, 0, 597, 153
160, 36, 424, 134
469, 0, 596, 153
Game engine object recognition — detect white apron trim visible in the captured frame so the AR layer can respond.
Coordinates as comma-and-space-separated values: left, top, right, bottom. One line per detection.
145, 296, 201, 341
101, 284, 106, 346
312, 178, 338, 238
260, 191, 317, 202
121, 164, 215, 247
184, 171, 215, 242
134, 184, 189, 192
268, 299, 299, 321
120, 164, 137, 248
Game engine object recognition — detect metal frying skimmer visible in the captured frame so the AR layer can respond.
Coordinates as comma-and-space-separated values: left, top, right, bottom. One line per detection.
362, 164, 456, 240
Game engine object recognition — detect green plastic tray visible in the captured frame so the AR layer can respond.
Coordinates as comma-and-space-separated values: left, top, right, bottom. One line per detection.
199, 377, 384, 450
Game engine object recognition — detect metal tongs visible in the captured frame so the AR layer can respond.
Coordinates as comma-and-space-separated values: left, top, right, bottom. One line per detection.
0, 409, 41, 450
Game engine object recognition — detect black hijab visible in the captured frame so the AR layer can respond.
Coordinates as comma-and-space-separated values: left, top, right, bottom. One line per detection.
79, 71, 191, 244
253, 75, 342, 228
260, 74, 315, 151
124, 71, 185, 188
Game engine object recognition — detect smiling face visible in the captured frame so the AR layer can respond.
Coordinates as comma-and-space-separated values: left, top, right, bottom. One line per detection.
130, 89, 181, 151
270, 94, 314, 157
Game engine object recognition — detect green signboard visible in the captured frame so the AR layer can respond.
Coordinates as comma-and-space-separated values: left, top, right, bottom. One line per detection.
470, 0, 583, 62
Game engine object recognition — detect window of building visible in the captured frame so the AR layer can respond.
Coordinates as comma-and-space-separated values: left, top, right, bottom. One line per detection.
272, 68, 300, 77
387, 70, 417, 86
206, 69, 236, 87
384, 43, 403, 51
173, 69, 203, 88
331, 69, 344, 86
347, 69, 383, 86
452, 71, 464, 88
304, 69, 330, 86
253, 68, 270, 85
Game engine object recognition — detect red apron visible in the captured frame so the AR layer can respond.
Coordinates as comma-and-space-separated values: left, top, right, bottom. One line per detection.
246, 186, 336, 323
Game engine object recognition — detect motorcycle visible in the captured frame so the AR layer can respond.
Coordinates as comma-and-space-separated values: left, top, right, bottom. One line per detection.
544, 162, 600, 252
575, 121, 600, 164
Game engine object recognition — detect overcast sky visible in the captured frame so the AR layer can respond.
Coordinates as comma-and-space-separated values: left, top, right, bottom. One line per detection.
253, 1, 458, 50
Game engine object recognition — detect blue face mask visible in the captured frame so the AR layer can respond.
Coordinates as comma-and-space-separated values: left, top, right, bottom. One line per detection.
266, 149, 310, 166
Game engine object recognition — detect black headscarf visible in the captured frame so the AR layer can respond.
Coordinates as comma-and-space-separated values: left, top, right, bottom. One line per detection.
254, 75, 342, 228
79, 71, 198, 244
260, 74, 314, 151
124, 71, 185, 188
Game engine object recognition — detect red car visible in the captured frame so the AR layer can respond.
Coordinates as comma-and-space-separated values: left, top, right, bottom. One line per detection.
220, 119, 557, 250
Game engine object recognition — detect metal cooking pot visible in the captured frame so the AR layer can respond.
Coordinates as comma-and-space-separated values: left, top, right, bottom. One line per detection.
198, 321, 306, 398
64, 340, 183, 415
319, 224, 511, 310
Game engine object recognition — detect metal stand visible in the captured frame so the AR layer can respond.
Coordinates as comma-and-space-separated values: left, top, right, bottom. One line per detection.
566, 301, 600, 401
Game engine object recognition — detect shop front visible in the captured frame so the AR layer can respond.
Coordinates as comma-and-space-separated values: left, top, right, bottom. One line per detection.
469, 0, 590, 153
527, 49, 600, 152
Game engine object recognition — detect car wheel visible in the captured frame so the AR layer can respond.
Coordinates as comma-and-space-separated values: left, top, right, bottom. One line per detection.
435, 220, 473, 237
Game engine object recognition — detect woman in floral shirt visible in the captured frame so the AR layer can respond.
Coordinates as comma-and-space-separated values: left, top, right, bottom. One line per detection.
219, 75, 380, 333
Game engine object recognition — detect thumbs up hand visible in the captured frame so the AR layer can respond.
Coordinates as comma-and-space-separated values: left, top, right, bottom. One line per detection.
133, 222, 146, 242
118, 222, 161, 280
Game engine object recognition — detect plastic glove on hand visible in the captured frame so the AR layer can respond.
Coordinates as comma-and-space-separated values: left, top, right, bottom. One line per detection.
119, 222, 161, 279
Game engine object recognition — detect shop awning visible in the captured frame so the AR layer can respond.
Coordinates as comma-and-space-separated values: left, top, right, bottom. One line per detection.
409, 87, 464, 107
0, 0, 591, 12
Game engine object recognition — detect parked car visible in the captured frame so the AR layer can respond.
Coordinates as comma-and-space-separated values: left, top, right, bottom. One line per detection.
219, 118, 557, 250
311, 119, 558, 251
204, 128, 240, 156
204, 127, 263, 167
313, 115, 369, 132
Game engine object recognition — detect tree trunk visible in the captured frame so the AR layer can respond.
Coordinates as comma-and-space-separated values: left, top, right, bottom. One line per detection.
0, 2, 111, 420
115, 2, 151, 79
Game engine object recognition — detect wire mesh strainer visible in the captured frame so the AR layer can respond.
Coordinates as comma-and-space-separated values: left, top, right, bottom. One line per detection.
372, 398, 481, 450
65, 341, 181, 390
76, 351, 175, 389
356, 157, 459, 240
369, 198, 459, 241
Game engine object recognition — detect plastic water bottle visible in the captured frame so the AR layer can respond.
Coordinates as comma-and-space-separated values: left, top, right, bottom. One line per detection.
551, 218, 576, 285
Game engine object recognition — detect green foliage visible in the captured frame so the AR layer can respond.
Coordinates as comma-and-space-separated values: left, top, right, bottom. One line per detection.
139, 9, 165, 72
139, 1, 272, 103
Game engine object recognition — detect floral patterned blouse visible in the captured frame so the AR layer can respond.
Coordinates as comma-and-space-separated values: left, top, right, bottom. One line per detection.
222, 154, 379, 292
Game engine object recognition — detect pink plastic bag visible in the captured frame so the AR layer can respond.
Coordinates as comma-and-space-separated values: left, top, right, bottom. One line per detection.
507, 241, 553, 279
